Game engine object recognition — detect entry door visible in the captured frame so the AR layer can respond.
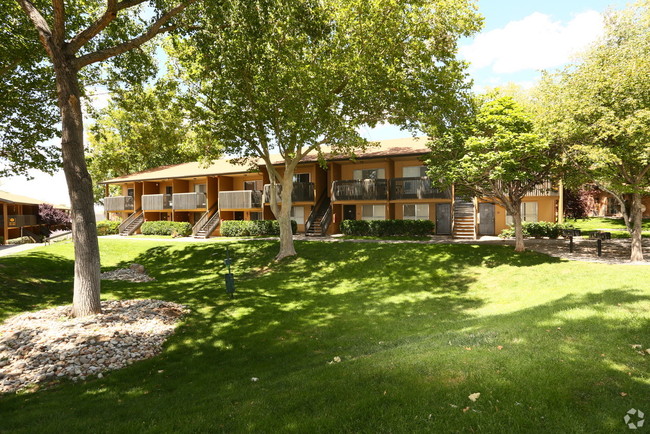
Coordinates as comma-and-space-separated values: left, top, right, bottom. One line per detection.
343, 205, 356, 220
435, 203, 451, 235
479, 203, 495, 235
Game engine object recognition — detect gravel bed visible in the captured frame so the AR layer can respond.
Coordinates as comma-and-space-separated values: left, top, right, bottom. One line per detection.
0, 299, 188, 394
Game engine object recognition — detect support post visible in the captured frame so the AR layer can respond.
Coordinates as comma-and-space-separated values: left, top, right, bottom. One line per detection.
569, 235, 573, 253
558, 180, 564, 224
597, 238, 602, 257
2, 202, 8, 245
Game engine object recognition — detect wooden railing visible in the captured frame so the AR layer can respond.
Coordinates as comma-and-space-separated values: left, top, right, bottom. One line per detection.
331, 179, 388, 201
142, 194, 172, 211
173, 192, 207, 210
2, 215, 38, 227
526, 181, 559, 197
192, 204, 218, 236
390, 177, 451, 200
218, 190, 263, 209
104, 196, 134, 211
263, 182, 315, 203
118, 210, 142, 234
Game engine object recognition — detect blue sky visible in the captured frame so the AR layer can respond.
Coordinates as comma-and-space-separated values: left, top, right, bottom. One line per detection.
2, 0, 632, 205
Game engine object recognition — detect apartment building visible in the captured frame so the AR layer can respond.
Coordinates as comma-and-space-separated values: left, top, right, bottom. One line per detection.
101, 137, 560, 238
0, 191, 68, 244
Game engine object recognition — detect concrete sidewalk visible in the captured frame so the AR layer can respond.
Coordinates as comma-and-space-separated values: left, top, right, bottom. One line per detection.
0, 243, 45, 258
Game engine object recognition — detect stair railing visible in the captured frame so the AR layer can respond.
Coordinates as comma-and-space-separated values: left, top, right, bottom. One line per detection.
318, 203, 332, 236
305, 189, 328, 233
201, 210, 221, 238
118, 210, 141, 234
192, 204, 218, 236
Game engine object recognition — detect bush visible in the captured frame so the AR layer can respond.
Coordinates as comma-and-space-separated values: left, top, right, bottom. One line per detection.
340, 219, 435, 237
96, 220, 121, 235
499, 222, 574, 239
220, 220, 297, 237
141, 221, 193, 237
7, 236, 35, 245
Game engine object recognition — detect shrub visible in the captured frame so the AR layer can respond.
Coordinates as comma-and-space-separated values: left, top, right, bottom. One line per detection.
7, 236, 35, 245
141, 221, 193, 237
96, 220, 121, 235
499, 222, 574, 239
340, 219, 435, 237
220, 220, 297, 237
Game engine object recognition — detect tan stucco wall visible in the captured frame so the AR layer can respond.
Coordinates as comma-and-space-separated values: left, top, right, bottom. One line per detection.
493, 196, 558, 234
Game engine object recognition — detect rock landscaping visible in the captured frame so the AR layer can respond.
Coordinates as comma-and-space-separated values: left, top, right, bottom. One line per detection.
100, 263, 155, 282
0, 299, 187, 394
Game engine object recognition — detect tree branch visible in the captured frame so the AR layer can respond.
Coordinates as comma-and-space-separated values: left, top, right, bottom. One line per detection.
73, 0, 197, 69
15, 0, 56, 59
52, 0, 65, 46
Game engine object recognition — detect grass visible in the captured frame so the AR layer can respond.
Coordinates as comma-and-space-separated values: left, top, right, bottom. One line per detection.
566, 217, 650, 238
337, 235, 433, 241
1, 238, 650, 433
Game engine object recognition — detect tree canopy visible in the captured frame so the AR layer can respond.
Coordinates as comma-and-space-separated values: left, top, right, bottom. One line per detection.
171, 0, 482, 259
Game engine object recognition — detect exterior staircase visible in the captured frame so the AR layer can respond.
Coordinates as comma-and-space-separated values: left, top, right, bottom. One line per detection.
305, 197, 331, 237
119, 211, 143, 236
193, 209, 221, 239
453, 198, 476, 239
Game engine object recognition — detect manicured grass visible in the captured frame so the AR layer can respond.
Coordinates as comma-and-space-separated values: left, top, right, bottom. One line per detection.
1, 239, 649, 432
337, 235, 433, 241
567, 217, 650, 238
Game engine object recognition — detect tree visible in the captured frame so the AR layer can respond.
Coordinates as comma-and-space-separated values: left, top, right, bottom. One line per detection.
172, 0, 482, 259
39, 203, 71, 227
426, 94, 561, 252
87, 79, 203, 202
4, 0, 199, 316
536, 0, 650, 261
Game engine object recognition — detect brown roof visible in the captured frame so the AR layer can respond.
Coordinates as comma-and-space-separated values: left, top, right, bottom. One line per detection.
101, 136, 430, 184
0, 190, 49, 206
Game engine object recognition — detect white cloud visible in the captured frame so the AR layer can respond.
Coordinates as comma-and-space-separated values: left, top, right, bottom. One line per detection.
461, 10, 604, 74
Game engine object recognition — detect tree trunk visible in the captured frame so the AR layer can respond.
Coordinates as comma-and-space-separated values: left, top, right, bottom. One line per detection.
275, 175, 297, 260
512, 206, 525, 252
629, 192, 644, 262
54, 59, 102, 316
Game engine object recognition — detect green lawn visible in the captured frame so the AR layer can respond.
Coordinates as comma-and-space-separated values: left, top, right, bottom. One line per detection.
1, 239, 649, 433
566, 217, 650, 238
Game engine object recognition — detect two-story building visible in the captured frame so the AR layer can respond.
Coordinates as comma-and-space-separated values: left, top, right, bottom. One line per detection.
1, 191, 68, 244
100, 137, 561, 238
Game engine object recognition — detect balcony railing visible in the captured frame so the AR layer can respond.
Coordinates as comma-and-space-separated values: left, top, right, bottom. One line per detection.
1, 215, 38, 227
218, 190, 263, 209
142, 194, 172, 211
173, 192, 207, 210
331, 179, 388, 201
263, 182, 315, 203
526, 181, 559, 197
390, 177, 451, 200
104, 196, 134, 211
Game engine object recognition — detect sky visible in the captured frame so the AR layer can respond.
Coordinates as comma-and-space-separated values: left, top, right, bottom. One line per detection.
2, 0, 631, 207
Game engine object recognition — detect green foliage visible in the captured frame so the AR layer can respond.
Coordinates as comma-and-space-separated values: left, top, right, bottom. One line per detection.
141, 221, 192, 237
96, 220, 121, 236
87, 80, 204, 202
340, 219, 435, 237
220, 220, 297, 237
499, 222, 573, 239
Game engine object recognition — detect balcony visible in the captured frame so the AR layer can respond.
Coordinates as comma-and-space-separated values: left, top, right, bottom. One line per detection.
527, 181, 559, 197
263, 182, 315, 203
104, 196, 134, 212
173, 192, 207, 210
142, 194, 172, 211
331, 179, 388, 201
1, 215, 38, 227
390, 177, 451, 200
219, 190, 263, 210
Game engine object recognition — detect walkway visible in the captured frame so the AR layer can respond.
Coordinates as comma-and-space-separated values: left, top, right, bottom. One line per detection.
0, 243, 45, 258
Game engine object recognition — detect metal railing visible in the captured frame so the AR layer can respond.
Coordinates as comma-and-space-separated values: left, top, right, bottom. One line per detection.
331, 179, 388, 201
263, 182, 315, 203
173, 192, 207, 210
142, 194, 172, 211
104, 196, 134, 211
218, 190, 263, 209
390, 177, 451, 200
2, 215, 38, 227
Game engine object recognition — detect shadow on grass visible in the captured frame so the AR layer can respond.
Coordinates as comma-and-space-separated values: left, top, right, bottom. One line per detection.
1, 241, 645, 432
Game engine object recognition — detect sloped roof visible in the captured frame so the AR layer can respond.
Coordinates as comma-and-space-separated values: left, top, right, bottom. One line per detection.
0, 190, 48, 206
101, 136, 430, 184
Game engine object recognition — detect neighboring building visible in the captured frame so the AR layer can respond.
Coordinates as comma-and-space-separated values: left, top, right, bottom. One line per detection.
0, 191, 68, 244
585, 189, 650, 218
100, 137, 560, 239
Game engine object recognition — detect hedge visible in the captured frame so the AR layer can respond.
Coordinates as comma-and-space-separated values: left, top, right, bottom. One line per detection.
96, 220, 121, 235
340, 219, 435, 237
141, 221, 193, 237
220, 220, 297, 237
499, 222, 573, 239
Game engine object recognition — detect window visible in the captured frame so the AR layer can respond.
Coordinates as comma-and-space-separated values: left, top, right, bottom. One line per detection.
244, 180, 262, 191
403, 166, 427, 178
234, 211, 244, 220
194, 184, 206, 193
165, 186, 173, 195
607, 197, 621, 215
353, 168, 385, 180
403, 204, 429, 220
290, 206, 305, 224
362, 204, 385, 221
506, 202, 538, 225
250, 212, 263, 221
127, 188, 134, 197
293, 173, 310, 183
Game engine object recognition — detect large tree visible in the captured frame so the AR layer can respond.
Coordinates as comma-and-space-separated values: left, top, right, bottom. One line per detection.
536, 0, 650, 261
87, 79, 202, 202
172, 0, 482, 259
3, 0, 198, 316
427, 94, 561, 252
